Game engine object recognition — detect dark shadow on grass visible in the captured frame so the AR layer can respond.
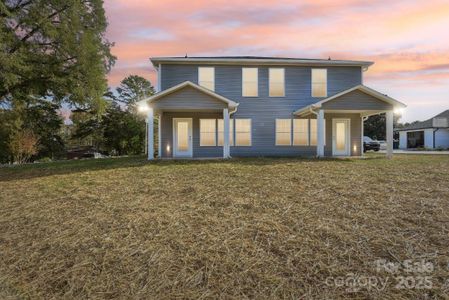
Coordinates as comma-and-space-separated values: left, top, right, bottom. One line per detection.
0, 155, 389, 182
0, 156, 150, 182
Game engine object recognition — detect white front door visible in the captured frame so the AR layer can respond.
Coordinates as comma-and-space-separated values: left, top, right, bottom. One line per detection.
332, 119, 351, 156
173, 118, 193, 158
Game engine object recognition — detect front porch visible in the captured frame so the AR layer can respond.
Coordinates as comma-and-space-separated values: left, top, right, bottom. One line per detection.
139, 81, 237, 160
294, 85, 406, 158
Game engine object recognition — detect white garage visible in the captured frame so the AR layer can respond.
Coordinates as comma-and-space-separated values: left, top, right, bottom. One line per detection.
396, 110, 449, 150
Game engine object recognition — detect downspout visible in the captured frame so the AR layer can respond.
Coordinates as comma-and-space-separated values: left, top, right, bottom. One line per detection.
227, 104, 239, 158
433, 128, 439, 149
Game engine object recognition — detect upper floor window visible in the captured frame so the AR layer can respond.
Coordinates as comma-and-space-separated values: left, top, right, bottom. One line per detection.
311, 69, 327, 97
242, 68, 258, 97
198, 67, 215, 91
269, 68, 285, 97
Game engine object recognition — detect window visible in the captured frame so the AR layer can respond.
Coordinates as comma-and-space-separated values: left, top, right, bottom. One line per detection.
312, 69, 327, 97
310, 119, 317, 146
269, 68, 285, 97
293, 119, 309, 146
309, 119, 326, 146
198, 67, 215, 91
217, 119, 234, 146
276, 119, 292, 145
200, 119, 216, 146
242, 68, 258, 97
235, 119, 251, 146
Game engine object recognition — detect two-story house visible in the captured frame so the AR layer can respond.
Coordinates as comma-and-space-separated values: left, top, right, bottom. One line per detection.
138, 56, 406, 159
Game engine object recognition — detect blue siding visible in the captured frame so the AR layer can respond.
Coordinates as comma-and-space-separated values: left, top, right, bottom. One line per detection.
160, 64, 362, 156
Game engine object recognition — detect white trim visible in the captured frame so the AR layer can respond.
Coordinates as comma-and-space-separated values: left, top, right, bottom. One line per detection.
269, 68, 285, 97
173, 118, 193, 158
137, 81, 238, 108
223, 108, 230, 158
294, 85, 406, 116
150, 57, 374, 68
158, 112, 162, 158
147, 108, 154, 160
332, 118, 351, 156
317, 110, 325, 157
386, 111, 393, 159
157, 64, 162, 92
198, 66, 215, 91
242, 67, 259, 97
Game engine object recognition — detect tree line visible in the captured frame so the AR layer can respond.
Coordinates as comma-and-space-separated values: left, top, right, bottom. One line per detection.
1, 1, 154, 164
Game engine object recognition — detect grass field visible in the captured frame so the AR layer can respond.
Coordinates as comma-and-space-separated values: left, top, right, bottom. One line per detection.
1, 155, 448, 299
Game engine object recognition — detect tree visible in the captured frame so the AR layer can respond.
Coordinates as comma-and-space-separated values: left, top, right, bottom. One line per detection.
0, 0, 115, 107
24, 100, 65, 159
364, 113, 401, 140
102, 103, 146, 155
116, 75, 155, 109
9, 128, 38, 164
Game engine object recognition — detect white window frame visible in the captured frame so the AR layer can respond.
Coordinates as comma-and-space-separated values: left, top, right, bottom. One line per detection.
198, 67, 215, 91
275, 119, 292, 146
269, 68, 285, 97
311, 68, 327, 98
199, 119, 217, 146
235, 119, 252, 146
242, 68, 258, 97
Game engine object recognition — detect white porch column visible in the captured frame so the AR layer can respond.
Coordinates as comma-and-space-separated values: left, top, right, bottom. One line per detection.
223, 108, 230, 158
158, 112, 162, 158
147, 107, 154, 160
386, 110, 394, 159
317, 109, 325, 157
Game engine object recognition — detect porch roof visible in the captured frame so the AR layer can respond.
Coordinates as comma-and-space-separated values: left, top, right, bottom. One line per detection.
137, 81, 238, 111
293, 85, 406, 117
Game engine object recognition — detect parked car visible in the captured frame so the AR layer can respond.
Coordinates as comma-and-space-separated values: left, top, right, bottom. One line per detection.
377, 140, 387, 150
363, 136, 380, 152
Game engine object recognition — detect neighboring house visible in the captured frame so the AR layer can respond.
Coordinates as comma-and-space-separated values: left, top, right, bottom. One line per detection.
138, 56, 406, 159
396, 110, 449, 149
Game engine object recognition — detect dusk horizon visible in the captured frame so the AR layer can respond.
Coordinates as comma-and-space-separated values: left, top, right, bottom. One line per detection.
104, 0, 449, 123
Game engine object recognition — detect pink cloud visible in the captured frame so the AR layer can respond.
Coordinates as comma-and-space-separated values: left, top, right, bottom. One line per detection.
104, 0, 449, 122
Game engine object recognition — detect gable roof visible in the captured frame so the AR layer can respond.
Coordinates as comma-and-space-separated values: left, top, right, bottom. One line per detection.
150, 56, 373, 69
294, 85, 406, 116
395, 110, 449, 131
137, 81, 238, 109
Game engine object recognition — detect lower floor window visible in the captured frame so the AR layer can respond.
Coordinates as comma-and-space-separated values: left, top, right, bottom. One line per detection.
275, 118, 325, 146
276, 119, 292, 145
235, 119, 252, 146
200, 119, 216, 146
200, 118, 251, 147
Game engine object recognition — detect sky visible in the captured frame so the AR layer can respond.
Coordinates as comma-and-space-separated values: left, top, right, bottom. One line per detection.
104, 0, 449, 123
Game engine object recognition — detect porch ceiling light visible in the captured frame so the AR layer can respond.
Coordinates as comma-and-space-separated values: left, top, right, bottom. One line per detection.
137, 103, 149, 113
394, 107, 405, 115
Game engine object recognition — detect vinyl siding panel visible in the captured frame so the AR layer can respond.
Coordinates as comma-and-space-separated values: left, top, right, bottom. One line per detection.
321, 90, 393, 110
435, 129, 449, 148
152, 86, 227, 111
160, 64, 363, 156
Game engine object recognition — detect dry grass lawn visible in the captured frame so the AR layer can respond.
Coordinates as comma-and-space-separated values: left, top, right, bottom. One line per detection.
0, 154, 448, 299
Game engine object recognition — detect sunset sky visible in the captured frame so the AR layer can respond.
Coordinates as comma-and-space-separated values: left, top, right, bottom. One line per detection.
104, 0, 449, 122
